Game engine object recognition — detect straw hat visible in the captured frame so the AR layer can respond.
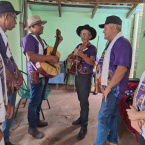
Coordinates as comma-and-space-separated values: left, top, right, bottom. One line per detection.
25, 15, 47, 30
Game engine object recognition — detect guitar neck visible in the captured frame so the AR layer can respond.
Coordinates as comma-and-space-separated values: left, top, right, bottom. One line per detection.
51, 40, 59, 56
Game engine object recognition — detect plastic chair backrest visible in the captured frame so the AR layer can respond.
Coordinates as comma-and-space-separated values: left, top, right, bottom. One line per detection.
44, 85, 52, 100
18, 71, 30, 99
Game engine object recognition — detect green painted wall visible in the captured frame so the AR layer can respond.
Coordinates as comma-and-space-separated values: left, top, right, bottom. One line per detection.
30, 10, 133, 61
136, 5, 145, 78
28, 10, 133, 84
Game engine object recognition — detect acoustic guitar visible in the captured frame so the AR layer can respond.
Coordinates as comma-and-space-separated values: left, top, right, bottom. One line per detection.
67, 42, 89, 73
36, 29, 61, 78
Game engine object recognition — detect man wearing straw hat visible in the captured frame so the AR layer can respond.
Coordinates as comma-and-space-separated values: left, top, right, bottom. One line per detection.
0, 1, 23, 145
22, 15, 63, 139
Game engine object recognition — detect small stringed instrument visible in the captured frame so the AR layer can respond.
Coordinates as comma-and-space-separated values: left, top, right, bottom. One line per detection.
67, 42, 89, 73
36, 29, 61, 78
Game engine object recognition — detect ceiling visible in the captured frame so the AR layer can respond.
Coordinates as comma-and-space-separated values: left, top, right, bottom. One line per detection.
27, 0, 144, 18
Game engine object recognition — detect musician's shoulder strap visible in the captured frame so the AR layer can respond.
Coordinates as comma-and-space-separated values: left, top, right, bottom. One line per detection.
42, 39, 49, 49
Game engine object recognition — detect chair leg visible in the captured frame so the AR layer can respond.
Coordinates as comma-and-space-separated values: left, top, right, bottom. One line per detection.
23, 99, 28, 108
65, 73, 69, 89
40, 108, 45, 120
47, 99, 51, 109
14, 98, 22, 118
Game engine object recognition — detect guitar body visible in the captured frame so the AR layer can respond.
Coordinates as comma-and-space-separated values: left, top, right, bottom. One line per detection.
67, 56, 81, 73
36, 46, 61, 78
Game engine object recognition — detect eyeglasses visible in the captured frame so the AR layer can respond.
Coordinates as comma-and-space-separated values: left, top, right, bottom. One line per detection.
36, 23, 44, 27
9, 14, 17, 21
80, 33, 90, 37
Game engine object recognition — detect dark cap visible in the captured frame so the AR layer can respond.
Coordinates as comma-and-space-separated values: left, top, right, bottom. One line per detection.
0, 1, 21, 15
76, 24, 97, 40
99, 15, 122, 28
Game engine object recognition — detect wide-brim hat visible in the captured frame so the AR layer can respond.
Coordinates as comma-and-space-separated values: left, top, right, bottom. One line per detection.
0, 1, 21, 15
76, 24, 97, 40
25, 15, 47, 30
99, 15, 122, 28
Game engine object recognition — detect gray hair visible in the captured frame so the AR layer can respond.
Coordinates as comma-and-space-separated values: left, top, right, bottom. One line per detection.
0, 12, 14, 18
109, 23, 122, 32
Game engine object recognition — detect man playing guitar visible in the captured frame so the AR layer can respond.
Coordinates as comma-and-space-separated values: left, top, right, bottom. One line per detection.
22, 15, 63, 139
67, 24, 97, 140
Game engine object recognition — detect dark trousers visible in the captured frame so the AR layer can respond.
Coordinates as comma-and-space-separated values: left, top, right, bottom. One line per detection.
75, 73, 92, 128
137, 132, 145, 145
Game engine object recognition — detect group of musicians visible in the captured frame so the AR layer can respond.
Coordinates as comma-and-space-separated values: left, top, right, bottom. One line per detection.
0, 1, 145, 145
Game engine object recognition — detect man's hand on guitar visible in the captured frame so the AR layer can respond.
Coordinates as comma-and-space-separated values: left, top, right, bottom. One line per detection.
49, 55, 59, 64
67, 53, 73, 63
74, 49, 84, 58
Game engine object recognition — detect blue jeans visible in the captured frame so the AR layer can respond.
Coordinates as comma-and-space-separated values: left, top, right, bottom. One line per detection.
28, 74, 48, 128
94, 92, 120, 145
2, 93, 17, 142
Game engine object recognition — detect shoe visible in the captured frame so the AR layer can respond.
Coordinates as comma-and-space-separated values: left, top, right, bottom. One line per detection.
28, 128, 44, 139
72, 117, 81, 125
37, 120, 48, 127
93, 92, 98, 95
106, 140, 117, 145
5, 141, 14, 145
77, 127, 87, 140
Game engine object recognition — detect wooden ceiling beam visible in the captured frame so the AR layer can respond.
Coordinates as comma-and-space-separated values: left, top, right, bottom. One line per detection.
54, 0, 142, 4
27, 1, 94, 8
58, 1, 62, 17
126, 4, 139, 18
91, 3, 99, 19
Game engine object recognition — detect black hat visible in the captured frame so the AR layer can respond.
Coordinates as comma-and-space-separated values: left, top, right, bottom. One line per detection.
76, 24, 97, 40
0, 1, 21, 15
99, 15, 122, 28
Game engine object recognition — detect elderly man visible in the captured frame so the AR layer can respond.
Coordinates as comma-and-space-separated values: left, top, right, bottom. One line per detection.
22, 15, 63, 139
94, 15, 132, 145
67, 24, 97, 140
0, 1, 23, 145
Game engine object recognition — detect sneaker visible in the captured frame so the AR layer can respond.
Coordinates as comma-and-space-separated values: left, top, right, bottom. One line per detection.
72, 117, 81, 125
77, 127, 87, 140
5, 141, 14, 145
37, 120, 48, 127
28, 128, 44, 139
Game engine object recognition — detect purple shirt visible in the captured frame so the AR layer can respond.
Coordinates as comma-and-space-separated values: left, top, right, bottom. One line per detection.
97, 36, 132, 99
22, 34, 47, 73
76, 43, 97, 74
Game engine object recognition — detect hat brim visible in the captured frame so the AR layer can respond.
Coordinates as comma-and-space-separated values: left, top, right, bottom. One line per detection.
25, 20, 47, 30
76, 25, 97, 40
99, 24, 105, 28
15, 10, 21, 15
